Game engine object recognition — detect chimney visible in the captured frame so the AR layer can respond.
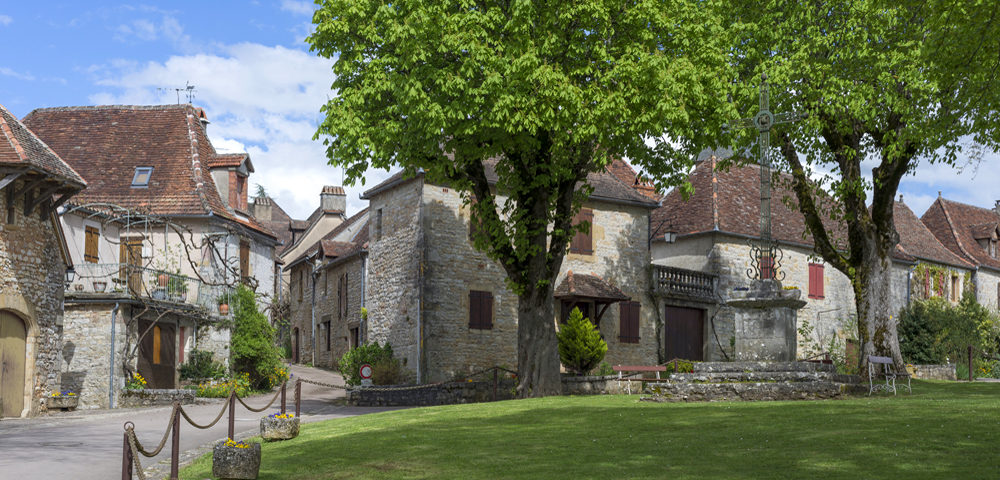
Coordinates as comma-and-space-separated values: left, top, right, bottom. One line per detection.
995, 200, 1000, 215
195, 107, 210, 129
320, 185, 346, 212
252, 196, 272, 222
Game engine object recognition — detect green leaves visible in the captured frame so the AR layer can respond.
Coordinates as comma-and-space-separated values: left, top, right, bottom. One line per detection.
557, 307, 608, 375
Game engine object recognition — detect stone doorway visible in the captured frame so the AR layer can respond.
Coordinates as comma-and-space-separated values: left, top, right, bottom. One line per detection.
137, 319, 176, 389
0, 310, 26, 417
664, 306, 704, 361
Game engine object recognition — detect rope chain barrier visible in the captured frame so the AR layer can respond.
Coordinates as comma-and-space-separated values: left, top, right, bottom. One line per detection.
131, 405, 177, 457
235, 384, 284, 412
178, 395, 230, 430
125, 428, 149, 480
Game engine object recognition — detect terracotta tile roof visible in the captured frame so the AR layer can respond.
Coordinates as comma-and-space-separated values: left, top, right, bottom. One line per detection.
257, 196, 299, 254
321, 240, 356, 258
205, 153, 252, 171
554, 271, 630, 301
652, 157, 847, 249
894, 202, 974, 268
287, 207, 370, 267
604, 158, 661, 201
0, 104, 85, 187
22, 105, 274, 239
970, 222, 998, 240
322, 185, 345, 195
362, 161, 660, 208
921, 197, 1000, 271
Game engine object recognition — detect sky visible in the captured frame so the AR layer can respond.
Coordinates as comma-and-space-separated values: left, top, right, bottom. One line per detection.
0, 2, 997, 220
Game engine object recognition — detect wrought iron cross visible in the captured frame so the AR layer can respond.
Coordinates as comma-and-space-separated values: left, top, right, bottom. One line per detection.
727, 73, 806, 281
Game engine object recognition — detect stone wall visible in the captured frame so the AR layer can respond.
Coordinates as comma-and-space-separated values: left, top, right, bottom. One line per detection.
314, 255, 366, 369
288, 261, 315, 364
348, 375, 619, 406
0, 182, 69, 417
365, 178, 423, 379
60, 302, 130, 409
910, 364, 957, 381
974, 269, 1000, 313
119, 388, 197, 408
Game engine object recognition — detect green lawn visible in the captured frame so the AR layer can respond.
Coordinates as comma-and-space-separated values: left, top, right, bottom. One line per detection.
181, 381, 1000, 479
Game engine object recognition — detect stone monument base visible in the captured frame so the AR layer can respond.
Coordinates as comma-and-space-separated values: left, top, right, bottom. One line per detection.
727, 279, 807, 362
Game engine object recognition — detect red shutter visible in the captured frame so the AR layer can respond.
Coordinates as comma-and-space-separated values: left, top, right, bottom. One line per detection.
808, 263, 824, 299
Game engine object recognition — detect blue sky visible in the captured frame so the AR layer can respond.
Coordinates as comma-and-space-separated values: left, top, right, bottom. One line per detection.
1, 2, 997, 220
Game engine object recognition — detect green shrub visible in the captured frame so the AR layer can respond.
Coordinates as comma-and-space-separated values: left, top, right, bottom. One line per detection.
663, 359, 694, 374
230, 285, 286, 390
339, 342, 394, 386
899, 296, 1000, 368
179, 349, 226, 381
558, 307, 607, 375
590, 361, 614, 376
196, 372, 252, 398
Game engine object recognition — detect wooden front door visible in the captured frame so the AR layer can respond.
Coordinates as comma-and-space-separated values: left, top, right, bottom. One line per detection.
119, 237, 143, 295
0, 311, 27, 417
664, 306, 704, 361
137, 319, 176, 389
292, 327, 300, 363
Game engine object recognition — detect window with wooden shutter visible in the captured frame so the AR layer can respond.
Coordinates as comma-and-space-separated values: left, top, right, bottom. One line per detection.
808, 263, 824, 299
239, 240, 250, 281
618, 301, 640, 343
84, 226, 100, 263
469, 290, 493, 330
570, 209, 594, 255
297, 269, 303, 302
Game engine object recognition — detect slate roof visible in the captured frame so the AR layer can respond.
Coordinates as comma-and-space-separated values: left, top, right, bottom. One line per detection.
0, 104, 85, 187
921, 197, 1000, 271
893, 202, 974, 269
22, 105, 273, 239
287, 207, 370, 269
362, 161, 660, 208
554, 271, 630, 301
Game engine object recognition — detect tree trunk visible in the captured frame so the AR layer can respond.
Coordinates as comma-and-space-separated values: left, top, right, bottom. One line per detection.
516, 285, 562, 398
854, 242, 904, 373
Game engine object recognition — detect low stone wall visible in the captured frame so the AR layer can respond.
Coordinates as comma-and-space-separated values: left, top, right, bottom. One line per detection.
349, 376, 621, 407
910, 364, 957, 381
119, 389, 197, 408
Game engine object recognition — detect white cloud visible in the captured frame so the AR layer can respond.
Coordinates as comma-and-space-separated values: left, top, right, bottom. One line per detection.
88, 42, 392, 219
0, 67, 35, 81
0, 15, 12, 26
281, 1, 315, 15
114, 14, 195, 52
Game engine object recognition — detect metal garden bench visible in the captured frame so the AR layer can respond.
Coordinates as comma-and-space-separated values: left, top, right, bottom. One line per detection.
867, 355, 911, 395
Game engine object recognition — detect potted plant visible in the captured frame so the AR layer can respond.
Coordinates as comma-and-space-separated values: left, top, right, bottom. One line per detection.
217, 293, 232, 315
260, 412, 299, 441
212, 438, 261, 480
48, 391, 79, 410
92, 280, 107, 292
157, 272, 169, 287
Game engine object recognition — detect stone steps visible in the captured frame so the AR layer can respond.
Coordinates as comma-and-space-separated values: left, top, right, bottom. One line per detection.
693, 361, 836, 373
668, 371, 860, 384
641, 381, 854, 402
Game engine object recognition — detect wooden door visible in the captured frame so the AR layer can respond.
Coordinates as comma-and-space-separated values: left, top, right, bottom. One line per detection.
292, 327, 300, 363
664, 306, 704, 361
137, 319, 176, 389
0, 311, 27, 417
119, 237, 143, 295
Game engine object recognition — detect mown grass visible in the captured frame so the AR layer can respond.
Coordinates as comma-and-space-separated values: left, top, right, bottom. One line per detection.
180, 381, 1000, 479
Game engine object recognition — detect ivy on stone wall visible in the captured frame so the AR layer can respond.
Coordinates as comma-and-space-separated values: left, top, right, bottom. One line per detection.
912, 263, 971, 302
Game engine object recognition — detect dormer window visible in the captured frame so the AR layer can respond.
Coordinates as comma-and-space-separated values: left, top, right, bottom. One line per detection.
132, 167, 153, 187
991, 239, 997, 259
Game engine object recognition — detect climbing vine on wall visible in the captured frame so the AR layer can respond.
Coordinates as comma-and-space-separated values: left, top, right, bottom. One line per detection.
912, 263, 971, 301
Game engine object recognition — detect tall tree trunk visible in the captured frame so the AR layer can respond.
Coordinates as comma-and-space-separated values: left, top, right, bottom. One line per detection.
854, 237, 904, 373
516, 284, 562, 397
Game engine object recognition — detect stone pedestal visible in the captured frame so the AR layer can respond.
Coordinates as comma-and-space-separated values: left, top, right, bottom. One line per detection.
727, 280, 806, 362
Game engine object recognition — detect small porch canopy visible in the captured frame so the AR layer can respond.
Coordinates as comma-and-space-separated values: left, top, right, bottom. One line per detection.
554, 271, 630, 324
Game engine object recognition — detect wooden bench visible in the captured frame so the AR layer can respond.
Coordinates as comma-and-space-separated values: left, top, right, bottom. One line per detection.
867, 355, 911, 395
613, 365, 668, 394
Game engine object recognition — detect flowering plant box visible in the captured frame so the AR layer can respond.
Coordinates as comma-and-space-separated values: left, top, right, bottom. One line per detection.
212, 439, 261, 480
260, 412, 300, 441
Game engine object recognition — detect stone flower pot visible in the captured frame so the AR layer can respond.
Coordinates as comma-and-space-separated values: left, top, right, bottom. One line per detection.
260, 414, 300, 441
48, 395, 79, 410
212, 440, 261, 480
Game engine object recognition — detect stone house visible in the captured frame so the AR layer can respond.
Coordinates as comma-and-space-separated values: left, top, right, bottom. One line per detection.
650, 153, 975, 362
23, 105, 279, 409
286, 208, 368, 367
922, 195, 1000, 312
360, 161, 660, 383
0, 104, 85, 417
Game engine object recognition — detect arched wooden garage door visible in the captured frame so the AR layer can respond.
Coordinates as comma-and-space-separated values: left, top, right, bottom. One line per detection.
0, 311, 27, 418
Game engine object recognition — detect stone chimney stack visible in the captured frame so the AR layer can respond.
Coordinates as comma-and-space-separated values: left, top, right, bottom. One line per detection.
252, 196, 272, 222
320, 186, 346, 212
995, 200, 1000, 215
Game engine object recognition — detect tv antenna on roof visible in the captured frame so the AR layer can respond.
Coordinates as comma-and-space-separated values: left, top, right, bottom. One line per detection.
157, 82, 197, 104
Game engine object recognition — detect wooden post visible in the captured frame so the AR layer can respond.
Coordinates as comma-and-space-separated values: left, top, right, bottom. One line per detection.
295, 379, 301, 417
228, 392, 236, 440
170, 404, 180, 480
122, 432, 133, 480
969, 345, 974, 382
493, 368, 498, 402
281, 381, 287, 414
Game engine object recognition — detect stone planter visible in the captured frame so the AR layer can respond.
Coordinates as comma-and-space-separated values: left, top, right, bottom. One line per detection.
260, 415, 300, 441
48, 396, 79, 410
212, 441, 261, 480
92, 280, 107, 292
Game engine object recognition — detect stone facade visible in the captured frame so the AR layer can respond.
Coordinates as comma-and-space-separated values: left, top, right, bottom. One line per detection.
0, 183, 70, 417
365, 178, 658, 383
60, 302, 129, 410
313, 255, 366, 369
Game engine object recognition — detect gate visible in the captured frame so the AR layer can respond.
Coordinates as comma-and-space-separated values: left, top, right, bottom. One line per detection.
0, 311, 26, 417
664, 306, 704, 361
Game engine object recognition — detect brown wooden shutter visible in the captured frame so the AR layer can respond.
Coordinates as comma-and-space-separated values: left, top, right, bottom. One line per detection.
239, 240, 250, 281
469, 291, 480, 328
84, 226, 100, 263
469, 290, 493, 329
570, 209, 594, 254
619, 301, 640, 343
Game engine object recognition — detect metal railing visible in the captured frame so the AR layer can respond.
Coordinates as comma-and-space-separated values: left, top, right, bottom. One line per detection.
652, 265, 717, 300
68, 263, 232, 314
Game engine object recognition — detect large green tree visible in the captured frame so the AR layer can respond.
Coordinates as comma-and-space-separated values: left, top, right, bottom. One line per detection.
727, 0, 1000, 369
308, 0, 732, 396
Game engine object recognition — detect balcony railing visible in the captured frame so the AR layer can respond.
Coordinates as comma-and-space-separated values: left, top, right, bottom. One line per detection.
652, 265, 717, 301
68, 263, 232, 314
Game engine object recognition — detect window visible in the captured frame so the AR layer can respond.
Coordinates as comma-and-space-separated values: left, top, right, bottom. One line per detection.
342, 273, 349, 319
375, 208, 383, 241
808, 263, 825, 299
619, 301, 641, 343
322, 317, 332, 351
469, 290, 493, 329
569, 209, 594, 255
349, 327, 360, 350
131, 167, 153, 187
297, 269, 303, 302
84, 225, 100, 263
239, 240, 250, 281
991, 239, 997, 259
561, 301, 592, 325
323, 271, 329, 297
951, 275, 961, 302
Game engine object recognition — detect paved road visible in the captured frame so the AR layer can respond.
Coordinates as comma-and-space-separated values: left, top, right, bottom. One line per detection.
0, 364, 402, 479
